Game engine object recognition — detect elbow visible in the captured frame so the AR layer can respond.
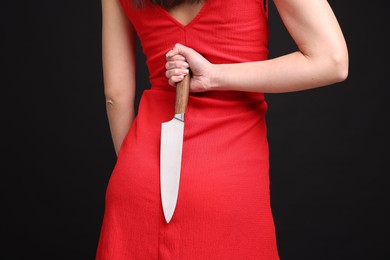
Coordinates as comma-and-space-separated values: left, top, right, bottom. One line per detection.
331, 51, 349, 83
104, 90, 119, 107
104, 87, 135, 107
323, 44, 349, 84
310, 44, 349, 86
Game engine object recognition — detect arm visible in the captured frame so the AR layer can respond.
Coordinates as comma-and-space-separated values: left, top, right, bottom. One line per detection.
165, 0, 348, 93
102, 0, 136, 155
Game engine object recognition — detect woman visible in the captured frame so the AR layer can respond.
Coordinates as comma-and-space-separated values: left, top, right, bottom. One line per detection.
96, 0, 348, 259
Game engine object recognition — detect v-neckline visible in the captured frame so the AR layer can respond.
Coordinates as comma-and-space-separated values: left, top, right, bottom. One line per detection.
157, 1, 209, 29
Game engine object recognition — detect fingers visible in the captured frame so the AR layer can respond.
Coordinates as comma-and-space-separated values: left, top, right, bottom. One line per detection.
165, 58, 189, 70
166, 53, 186, 62
165, 59, 189, 86
168, 75, 186, 86
165, 44, 182, 58
166, 43, 194, 59
166, 68, 189, 84
165, 43, 196, 86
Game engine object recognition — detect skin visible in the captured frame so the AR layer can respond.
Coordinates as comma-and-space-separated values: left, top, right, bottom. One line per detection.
101, 0, 204, 155
102, 0, 136, 155
166, 0, 349, 93
168, 1, 204, 26
102, 0, 348, 154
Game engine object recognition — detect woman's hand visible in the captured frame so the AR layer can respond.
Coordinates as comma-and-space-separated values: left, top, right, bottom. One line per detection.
166, 0, 348, 94
165, 43, 215, 92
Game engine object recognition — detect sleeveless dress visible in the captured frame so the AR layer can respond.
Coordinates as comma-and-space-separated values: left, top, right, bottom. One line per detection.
96, 0, 280, 259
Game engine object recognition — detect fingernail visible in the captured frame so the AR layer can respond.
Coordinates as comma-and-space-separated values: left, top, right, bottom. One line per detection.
181, 69, 189, 74
166, 50, 173, 57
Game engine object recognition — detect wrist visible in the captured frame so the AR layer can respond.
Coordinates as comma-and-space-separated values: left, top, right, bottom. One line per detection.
208, 63, 223, 91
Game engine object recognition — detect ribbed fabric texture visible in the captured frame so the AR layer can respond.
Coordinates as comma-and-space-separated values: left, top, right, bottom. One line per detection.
96, 0, 280, 259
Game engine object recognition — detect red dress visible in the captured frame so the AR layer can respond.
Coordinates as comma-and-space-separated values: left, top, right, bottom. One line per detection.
96, 0, 279, 259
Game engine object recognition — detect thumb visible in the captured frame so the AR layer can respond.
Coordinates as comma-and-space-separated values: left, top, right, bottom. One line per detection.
166, 43, 195, 59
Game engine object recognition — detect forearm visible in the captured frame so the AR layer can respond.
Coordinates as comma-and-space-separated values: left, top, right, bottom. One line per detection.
166, 0, 348, 93
210, 50, 348, 93
106, 96, 135, 155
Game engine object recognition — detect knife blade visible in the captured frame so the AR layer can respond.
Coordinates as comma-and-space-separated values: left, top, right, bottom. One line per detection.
160, 73, 191, 223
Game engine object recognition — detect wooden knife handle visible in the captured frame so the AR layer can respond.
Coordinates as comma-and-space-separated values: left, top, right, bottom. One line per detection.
174, 72, 191, 114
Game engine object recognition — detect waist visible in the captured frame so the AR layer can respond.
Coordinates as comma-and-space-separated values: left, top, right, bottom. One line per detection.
137, 79, 269, 140
148, 76, 267, 109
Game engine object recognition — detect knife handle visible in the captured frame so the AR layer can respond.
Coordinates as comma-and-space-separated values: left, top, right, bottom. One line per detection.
174, 72, 191, 114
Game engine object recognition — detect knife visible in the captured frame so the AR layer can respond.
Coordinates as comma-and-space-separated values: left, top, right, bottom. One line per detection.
160, 73, 191, 223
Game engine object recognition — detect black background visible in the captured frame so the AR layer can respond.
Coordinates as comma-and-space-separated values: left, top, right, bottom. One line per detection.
1, 0, 389, 259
